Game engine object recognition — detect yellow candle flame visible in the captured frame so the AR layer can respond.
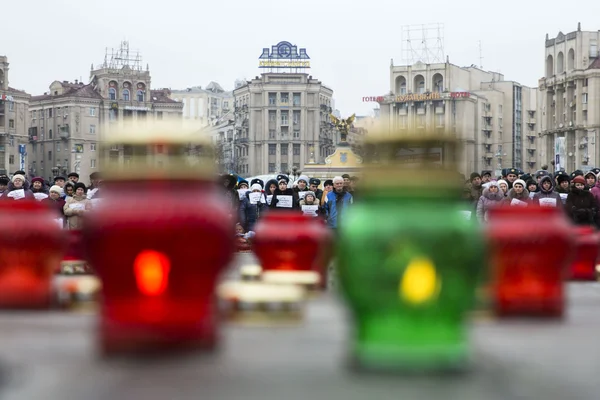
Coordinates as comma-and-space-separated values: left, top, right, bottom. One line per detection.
400, 257, 440, 304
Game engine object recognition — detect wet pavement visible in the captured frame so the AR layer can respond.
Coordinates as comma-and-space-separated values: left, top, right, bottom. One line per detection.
0, 254, 599, 400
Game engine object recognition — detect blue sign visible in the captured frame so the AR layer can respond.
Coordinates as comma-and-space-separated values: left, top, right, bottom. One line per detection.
258, 41, 310, 69
19, 145, 26, 171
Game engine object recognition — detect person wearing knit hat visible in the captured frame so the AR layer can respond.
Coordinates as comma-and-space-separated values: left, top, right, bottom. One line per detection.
566, 175, 596, 226
299, 190, 320, 217
504, 178, 530, 206
584, 171, 596, 190
469, 172, 483, 205
41, 185, 67, 224
239, 182, 267, 232
269, 173, 298, 210
555, 171, 571, 199
30, 176, 48, 198
1, 174, 34, 200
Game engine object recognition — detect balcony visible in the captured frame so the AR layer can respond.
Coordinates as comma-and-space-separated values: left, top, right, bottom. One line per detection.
59, 125, 70, 139
237, 137, 249, 144
485, 152, 493, 159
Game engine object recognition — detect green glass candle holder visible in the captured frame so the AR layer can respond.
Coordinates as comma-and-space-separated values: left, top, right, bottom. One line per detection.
337, 135, 486, 373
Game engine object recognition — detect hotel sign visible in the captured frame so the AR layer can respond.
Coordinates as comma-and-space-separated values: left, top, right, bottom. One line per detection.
362, 92, 472, 102
259, 41, 311, 69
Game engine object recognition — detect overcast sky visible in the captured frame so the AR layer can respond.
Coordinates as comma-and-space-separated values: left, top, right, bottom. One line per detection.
3, 1, 598, 116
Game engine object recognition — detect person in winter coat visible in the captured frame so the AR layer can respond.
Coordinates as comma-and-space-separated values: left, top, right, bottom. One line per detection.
585, 171, 597, 190
469, 172, 483, 206
63, 182, 91, 230
30, 176, 49, 199
566, 176, 596, 226
299, 191, 321, 218
41, 185, 66, 225
221, 174, 240, 218
476, 181, 504, 222
324, 176, 353, 229
526, 180, 538, 198
532, 175, 562, 208
504, 179, 531, 206
0, 174, 35, 201
269, 175, 299, 210
565, 175, 597, 225
239, 183, 267, 232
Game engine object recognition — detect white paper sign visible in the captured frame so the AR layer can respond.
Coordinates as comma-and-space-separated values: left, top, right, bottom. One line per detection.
34, 193, 48, 201
69, 203, 85, 210
510, 198, 528, 207
238, 189, 249, 200
7, 189, 24, 200
539, 198, 557, 207
298, 191, 307, 200
459, 210, 472, 220
529, 192, 535, 199
301, 205, 319, 216
266, 195, 273, 205
54, 218, 64, 229
276, 195, 293, 208
249, 192, 262, 205
559, 193, 568, 200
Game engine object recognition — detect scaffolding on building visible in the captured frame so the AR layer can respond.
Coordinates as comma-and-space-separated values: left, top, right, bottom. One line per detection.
97, 41, 144, 71
400, 24, 445, 65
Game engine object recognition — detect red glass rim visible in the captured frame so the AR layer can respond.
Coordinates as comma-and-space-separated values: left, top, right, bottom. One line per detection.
487, 205, 563, 217
573, 226, 596, 235
0, 199, 48, 212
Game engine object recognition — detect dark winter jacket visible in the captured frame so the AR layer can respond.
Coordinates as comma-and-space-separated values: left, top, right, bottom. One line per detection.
532, 176, 561, 207
239, 191, 267, 232
566, 186, 596, 225
269, 188, 299, 210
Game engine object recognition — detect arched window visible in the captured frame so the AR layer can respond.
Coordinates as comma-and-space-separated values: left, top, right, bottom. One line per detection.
108, 88, 116, 100
546, 55, 554, 77
432, 73, 444, 93
395, 76, 407, 95
567, 49, 575, 70
123, 89, 130, 101
557, 52, 564, 74
414, 75, 425, 94
137, 90, 145, 102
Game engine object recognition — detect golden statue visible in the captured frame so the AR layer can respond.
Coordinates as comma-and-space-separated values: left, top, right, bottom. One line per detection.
330, 113, 356, 144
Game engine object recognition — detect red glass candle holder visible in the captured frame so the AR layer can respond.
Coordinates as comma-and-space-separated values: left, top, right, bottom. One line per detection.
81, 179, 235, 356
486, 206, 574, 318
569, 226, 599, 281
58, 230, 93, 274
0, 200, 67, 309
253, 211, 333, 289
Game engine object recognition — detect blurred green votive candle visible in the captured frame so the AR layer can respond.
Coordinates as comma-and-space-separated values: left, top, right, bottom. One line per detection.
337, 135, 486, 372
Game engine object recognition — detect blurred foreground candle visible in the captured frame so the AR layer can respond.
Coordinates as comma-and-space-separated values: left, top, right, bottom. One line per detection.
569, 226, 598, 281
253, 212, 333, 289
486, 206, 574, 317
81, 122, 235, 356
0, 201, 66, 308
337, 134, 485, 372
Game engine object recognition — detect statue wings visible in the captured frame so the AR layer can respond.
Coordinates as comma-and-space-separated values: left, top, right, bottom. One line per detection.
330, 114, 340, 126
345, 114, 356, 126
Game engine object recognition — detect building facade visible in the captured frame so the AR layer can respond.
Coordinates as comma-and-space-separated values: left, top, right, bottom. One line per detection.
231, 73, 334, 176
171, 82, 234, 127
0, 56, 31, 176
538, 23, 600, 173
379, 60, 537, 176
28, 44, 183, 184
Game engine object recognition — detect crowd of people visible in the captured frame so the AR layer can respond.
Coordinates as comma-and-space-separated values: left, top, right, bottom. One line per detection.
464, 167, 600, 226
0, 170, 102, 229
221, 173, 358, 245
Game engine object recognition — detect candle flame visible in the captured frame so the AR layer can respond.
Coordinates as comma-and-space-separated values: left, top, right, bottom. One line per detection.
134, 250, 170, 296
400, 257, 440, 304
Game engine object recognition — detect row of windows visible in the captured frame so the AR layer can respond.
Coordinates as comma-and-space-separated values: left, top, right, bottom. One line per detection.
268, 129, 300, 139
108, 88, 145, 102
268, 144, 302, 155
268, 92, 302, 106
32, 107, 99, 119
